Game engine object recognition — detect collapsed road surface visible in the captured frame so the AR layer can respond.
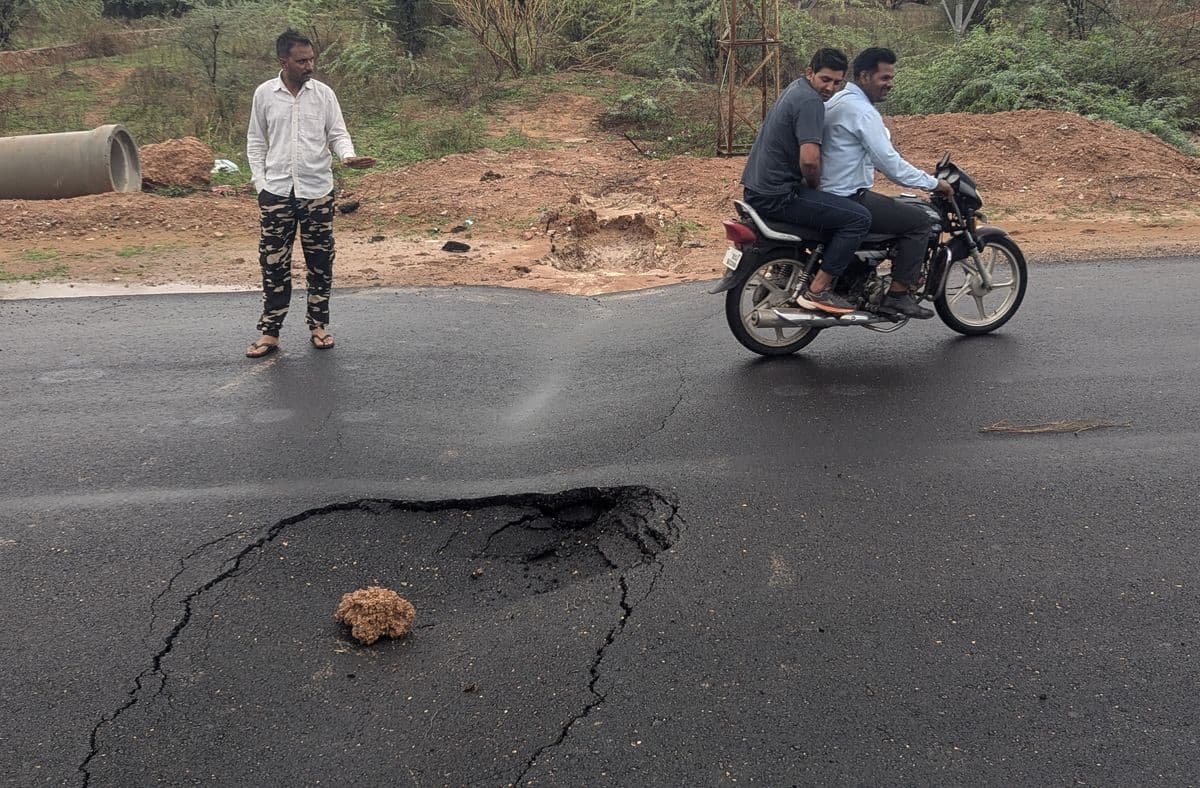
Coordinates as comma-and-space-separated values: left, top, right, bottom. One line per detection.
2, 257, 1199, 786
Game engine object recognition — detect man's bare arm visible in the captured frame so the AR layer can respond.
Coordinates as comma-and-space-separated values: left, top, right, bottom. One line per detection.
799, 142, 822, 189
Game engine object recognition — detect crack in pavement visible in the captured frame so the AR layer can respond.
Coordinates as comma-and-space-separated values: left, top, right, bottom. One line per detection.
510, 497, 683, 786
145, 527, 250, 649
629, 363, 688, 456
79, 488, 681, 787
78, 499, 371, 787
438, 507, 544, 554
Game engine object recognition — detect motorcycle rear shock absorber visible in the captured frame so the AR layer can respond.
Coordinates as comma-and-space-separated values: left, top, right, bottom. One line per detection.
789, 244, 824, 300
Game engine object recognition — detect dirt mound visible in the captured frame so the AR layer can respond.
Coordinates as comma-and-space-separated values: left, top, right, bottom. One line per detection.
888, 109, 1200, 208
487, 92, 604, 141
2, 99, 1199, 295
546, 193, 669, 271
0, 191, 255, 240
139, 137, 215, 191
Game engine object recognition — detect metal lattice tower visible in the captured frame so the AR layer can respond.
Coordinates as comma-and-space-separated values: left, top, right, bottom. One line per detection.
716, 0, 781, 155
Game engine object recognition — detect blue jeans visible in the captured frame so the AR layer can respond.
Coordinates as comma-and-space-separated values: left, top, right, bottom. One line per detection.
744, 186, 871, 277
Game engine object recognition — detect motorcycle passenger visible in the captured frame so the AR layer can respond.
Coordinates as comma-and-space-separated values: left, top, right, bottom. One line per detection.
740, 48, 871, 316
820, 46, 955, 319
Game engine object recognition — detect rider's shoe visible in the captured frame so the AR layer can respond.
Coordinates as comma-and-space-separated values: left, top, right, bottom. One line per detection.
880, 290, 934, 319
797, 287, 856, 315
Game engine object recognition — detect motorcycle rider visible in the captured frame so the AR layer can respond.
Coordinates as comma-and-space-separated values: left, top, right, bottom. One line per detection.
740, 47, 871, 316
820, 46, 954, 319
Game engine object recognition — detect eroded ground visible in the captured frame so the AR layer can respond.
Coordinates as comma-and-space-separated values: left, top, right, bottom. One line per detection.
2, 95, 1198, 297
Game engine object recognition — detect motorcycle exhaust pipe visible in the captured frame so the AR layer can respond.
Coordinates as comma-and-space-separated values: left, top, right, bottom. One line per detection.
751, 308, 878, 329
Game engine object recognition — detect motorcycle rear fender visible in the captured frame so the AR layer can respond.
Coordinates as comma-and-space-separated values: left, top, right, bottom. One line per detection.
709, 266, 742, 294
708, 241, 810, 294
708, 247, 757, 293
946, 224, 1009, 261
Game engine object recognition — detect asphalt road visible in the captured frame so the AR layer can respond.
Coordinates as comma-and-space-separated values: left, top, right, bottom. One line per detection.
2, 257, 1199, 786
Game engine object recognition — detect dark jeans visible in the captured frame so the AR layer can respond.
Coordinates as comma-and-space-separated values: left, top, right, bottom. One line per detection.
255, 189, 336, 337
851, 190, 931, 286
744, 186, 871, 277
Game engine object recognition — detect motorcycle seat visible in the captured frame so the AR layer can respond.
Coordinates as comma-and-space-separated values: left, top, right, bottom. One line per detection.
735, 200, 894, 246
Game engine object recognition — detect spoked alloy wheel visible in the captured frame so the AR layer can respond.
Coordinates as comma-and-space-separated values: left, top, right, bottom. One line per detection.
935, 236, 1028, 335
724, 253, 820, 355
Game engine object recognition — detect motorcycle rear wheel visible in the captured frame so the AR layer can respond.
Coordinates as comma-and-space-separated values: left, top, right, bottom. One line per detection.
934, 236, 1027, 335
724, 252, 820, 355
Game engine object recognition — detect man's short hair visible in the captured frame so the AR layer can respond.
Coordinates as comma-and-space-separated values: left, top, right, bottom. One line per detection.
852, 47, 897, 79
809, 47, 849, 74
276, 30, 313, 59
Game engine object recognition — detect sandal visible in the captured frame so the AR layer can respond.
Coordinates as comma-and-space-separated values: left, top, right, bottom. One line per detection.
245, 340, 278, 358
310, 331, 335, 349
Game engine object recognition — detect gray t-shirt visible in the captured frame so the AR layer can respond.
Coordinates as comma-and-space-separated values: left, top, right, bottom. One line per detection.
740, 77, 824, 197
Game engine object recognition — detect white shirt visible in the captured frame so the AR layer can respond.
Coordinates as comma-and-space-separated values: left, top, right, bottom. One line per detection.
820, 83, 937, 197
247, 74, 356, 199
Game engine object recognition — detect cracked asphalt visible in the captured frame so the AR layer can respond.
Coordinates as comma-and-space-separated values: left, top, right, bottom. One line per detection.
3, 258, 1200, 786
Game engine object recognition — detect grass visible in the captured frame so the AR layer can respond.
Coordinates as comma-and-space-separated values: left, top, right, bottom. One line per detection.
0, 67, 93, 135
665, 219, 704, 246
331, 103, 539, 188
21, 249, 60, 262
1, 38, 706, 174
488, 128, 546, 153
0, 262, 69, 282
0, 41, 696, 183
599, 78, 717, 158
111, 243, 170, 257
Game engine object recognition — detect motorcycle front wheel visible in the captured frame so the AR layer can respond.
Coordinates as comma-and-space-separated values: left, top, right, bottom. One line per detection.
934, 236, 1028, 335
724, 251, 820, 355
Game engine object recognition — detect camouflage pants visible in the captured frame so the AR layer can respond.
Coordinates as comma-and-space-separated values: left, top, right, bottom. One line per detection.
255, 189, 336, 337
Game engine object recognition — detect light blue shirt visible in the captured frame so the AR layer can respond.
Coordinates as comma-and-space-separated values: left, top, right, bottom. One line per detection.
820, 83, 937, 197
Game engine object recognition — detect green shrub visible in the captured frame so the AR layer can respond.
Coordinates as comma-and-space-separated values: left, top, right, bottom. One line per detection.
614, 0, 717, 80
887, 6, 1198, 153
601, 90, 666, 129
598, 76, 712, 156
101, 0, 189, 19
555, 0, 640, 71
423, 110, 483, 156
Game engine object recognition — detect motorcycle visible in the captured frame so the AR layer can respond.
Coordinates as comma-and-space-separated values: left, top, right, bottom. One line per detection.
710, 154, 1027, 355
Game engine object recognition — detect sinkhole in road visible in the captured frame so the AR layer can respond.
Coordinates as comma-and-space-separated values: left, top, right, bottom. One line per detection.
87, 486, 681, 786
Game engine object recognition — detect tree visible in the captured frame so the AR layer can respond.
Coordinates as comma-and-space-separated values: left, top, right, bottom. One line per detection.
939, 0, 987, 38
101, 0, 189, 18
1060, 0, 1090, 38
179, 13, 222, 88
384, 0, 436, 54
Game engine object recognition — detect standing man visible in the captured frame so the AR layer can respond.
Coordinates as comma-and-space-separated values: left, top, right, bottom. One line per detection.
741, 47, 871, 316
244, 29, 375, 358
821, 47, 954, 319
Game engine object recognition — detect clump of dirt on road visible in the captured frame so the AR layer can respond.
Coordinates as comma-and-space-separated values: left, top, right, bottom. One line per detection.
335, 586, 416, 646
138, 137, 217, 191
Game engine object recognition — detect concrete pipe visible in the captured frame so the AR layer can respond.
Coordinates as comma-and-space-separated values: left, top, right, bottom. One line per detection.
0, 124, 141, 200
